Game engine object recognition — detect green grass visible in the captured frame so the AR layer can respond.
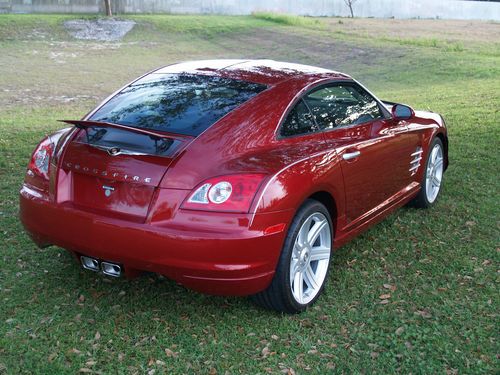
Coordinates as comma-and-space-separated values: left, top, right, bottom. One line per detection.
379, 36, 465, 52
252, 12, 325, 28
0, 14, 499, 374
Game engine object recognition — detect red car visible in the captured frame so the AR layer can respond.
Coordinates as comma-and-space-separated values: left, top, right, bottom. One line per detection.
20, 60, 448, 313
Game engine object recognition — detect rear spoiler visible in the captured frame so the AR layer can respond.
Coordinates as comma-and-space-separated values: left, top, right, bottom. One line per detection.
59, 120, 193, 141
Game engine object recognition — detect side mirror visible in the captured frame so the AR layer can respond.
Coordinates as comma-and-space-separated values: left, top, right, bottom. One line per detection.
392, 104, 414, 120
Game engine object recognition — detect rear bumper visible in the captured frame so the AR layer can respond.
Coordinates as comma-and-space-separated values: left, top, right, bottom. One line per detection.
20, 184, 292, 296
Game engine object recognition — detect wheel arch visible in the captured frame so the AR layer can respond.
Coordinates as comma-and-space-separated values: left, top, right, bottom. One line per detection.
434, 131, 449, 170
307, 191, 338, 238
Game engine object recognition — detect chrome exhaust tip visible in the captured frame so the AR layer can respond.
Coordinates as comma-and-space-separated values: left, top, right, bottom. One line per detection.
101, 261, 122, 277
81, 256, 99, 272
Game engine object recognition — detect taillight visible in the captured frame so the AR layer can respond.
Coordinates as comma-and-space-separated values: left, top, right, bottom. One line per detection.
28, 137, 55, 180
181, 174, 267, 213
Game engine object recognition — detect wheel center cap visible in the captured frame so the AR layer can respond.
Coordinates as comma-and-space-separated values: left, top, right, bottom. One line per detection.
299, 248, 310, 267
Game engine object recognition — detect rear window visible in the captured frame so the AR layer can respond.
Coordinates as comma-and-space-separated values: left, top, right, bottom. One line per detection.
90, 74, 267, 136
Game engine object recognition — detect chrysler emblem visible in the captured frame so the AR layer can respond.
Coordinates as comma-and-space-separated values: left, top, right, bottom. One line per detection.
107, 147, 120, 156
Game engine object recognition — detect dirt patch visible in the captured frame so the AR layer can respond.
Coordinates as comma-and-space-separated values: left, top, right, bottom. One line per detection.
210, 28, 406, 72
64, 19, 135, 42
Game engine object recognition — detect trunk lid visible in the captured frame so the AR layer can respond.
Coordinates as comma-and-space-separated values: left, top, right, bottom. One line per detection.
58, 120, 192, 222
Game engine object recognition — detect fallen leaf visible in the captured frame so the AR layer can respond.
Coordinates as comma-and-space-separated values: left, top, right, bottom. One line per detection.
78, 369, 92, 373
94, 331, 101, 341
164, 348, 178, 358
379, 294, 391, 299
415, 310, 432, 318
395, 326, 405, 335
261, 346, 270, 357
379, 299, 390, 305
383, 284, 397, 291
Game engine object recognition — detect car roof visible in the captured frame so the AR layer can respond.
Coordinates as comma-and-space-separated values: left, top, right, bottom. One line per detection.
153, 59, 350, 85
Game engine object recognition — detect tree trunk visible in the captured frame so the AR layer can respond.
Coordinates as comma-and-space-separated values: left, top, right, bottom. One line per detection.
104, 0, 112, 17
349, 4, 354, 18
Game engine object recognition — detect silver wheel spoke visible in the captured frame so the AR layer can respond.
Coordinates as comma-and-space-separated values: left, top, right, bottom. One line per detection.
431, 146, 438, 163
310, 246, 330, 261
304, 265, 320, 290
297, 216, 312, 246
432, 175, 440, 186
307, 219, 327, 246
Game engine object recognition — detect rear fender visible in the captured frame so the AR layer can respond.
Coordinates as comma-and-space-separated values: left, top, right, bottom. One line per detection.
254, 150, 345, 222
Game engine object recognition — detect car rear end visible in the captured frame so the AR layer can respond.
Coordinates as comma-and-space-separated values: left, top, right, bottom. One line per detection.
19, 72, 292, 295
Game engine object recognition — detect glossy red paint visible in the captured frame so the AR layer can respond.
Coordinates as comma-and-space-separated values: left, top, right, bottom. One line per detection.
19, 59, 448, 296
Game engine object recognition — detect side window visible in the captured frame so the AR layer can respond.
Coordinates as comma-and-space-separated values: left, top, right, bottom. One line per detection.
303, 84, 384, 130
280, 99, 317, 137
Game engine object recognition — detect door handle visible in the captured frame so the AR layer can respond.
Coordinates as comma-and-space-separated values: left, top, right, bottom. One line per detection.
343, 151, 361, 161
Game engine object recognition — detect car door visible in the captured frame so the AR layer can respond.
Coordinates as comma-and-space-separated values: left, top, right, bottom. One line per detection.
303, 82, 412, 227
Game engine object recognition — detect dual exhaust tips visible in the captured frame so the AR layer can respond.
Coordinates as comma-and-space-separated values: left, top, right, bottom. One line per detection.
81, 256, 122, 277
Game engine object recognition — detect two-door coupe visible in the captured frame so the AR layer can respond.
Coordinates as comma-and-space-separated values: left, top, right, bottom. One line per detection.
20, 60, 448, 313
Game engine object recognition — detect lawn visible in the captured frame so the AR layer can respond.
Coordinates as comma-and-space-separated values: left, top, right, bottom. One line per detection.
0, 14, 498, 374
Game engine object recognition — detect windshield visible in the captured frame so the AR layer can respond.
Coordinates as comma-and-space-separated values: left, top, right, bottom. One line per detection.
90, 74, 267, 136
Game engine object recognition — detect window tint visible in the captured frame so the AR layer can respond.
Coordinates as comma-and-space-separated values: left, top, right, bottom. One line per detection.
303, 84, 383, 130
90, 74, 266, 137
280, 99, 317, 137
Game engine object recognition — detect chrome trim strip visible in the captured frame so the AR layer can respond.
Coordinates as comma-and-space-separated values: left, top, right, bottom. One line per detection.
409, 164, 420, 172
410, 156, 422, 163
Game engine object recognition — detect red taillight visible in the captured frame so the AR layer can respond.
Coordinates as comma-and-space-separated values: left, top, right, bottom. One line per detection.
28, 137, 55, 180
181, 174, 267, 213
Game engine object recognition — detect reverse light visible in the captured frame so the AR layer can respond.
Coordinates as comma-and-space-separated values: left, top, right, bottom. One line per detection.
182, 174, 267, 213
208, 181, 232, 204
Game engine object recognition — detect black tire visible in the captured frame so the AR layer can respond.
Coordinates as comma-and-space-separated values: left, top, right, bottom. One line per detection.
251, 199, 333, 313
411, 137, 445, 208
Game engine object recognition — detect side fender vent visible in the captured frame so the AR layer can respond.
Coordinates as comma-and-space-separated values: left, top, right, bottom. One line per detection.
409, 147, 423, 176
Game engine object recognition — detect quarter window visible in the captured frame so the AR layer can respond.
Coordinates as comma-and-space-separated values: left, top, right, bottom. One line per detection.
303, 84, 383, 130
280, 99, 317, 137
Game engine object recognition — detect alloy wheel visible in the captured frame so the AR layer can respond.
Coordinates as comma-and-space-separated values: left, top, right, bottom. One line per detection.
425, 143, 444, 203
289, 212, 331, 304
